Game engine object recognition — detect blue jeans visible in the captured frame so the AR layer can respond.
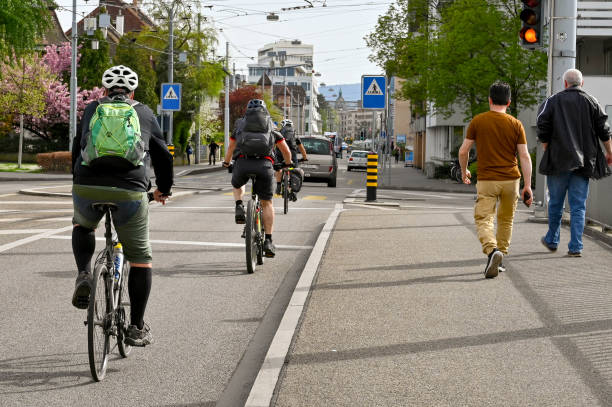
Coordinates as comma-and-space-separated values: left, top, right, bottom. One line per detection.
544, 172, 590, 253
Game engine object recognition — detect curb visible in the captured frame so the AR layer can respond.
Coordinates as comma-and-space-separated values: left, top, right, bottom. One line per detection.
378, 185, 476, 194
177, 165, 225, 176
342, 198, 400, 207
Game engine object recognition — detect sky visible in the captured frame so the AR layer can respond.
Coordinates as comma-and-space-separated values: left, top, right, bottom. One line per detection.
54, 0, 394, 87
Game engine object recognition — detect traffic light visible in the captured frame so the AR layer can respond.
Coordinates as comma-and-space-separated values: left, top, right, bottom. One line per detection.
519, 0, 543, 49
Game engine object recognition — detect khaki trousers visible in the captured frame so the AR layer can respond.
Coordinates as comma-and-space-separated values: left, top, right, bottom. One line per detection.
474, 179, 520, 255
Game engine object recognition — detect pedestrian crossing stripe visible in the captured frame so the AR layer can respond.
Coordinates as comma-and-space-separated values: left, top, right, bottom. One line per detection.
365, 79, 384, 96
303, 195, 327, 200
164, 86, 179, 100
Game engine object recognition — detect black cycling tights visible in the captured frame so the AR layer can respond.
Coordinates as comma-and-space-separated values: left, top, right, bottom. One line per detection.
72, 226, 96, 274
129, 267, 152, 330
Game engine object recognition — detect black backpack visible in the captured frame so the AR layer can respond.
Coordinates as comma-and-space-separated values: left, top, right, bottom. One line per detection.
237, 109, 273, 156
282, 127, 297, 151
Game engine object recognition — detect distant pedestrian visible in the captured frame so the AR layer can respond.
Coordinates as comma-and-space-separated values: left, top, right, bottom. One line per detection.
208, 140, 218, 165
393, 147, 399, 164
537, 69, 612, 257
458, 81, 533, 278
186, 144, 193, 165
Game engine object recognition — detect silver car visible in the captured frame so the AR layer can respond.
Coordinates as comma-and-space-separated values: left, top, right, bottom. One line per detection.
347, 150, 369, 171
298, 136, 338, 187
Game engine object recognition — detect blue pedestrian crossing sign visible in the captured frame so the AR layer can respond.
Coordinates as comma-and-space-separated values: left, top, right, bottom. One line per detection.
361, 75, 386, 109
161, 83, 181, 111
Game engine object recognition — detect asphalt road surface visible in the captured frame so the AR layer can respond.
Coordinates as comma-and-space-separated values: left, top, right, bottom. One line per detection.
0, 162, 376, 406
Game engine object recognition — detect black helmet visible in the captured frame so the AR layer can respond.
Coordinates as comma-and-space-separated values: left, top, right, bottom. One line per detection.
247, 99, 266, 110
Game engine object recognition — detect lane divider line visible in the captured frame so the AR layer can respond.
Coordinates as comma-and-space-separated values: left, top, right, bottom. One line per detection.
0, 225, 73, 254
245, 203, 343, 407
43, 235, 313, 250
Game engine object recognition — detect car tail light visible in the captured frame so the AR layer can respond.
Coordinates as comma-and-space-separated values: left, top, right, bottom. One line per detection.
349, 157, 353, 161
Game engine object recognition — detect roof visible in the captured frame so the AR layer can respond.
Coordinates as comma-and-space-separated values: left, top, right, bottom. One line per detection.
41, 7, 69, 45
66, 0, 155, 40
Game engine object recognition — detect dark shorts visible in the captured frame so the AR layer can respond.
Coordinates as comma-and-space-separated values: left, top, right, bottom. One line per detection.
274, 149, 299, 167
231, 158, 275, 201
72, 185, 152, 263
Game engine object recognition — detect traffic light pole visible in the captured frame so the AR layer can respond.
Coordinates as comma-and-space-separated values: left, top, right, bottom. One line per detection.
535, 0, 577, 216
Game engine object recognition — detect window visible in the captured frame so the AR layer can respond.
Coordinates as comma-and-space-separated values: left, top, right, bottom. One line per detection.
302, 138, 331, 155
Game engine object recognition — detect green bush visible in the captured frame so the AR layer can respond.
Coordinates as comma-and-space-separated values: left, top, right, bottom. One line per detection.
468, 161, 478, 183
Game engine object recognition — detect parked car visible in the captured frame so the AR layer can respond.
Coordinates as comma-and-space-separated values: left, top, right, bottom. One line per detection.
298, 135, 338, 187
347, 150, 369, 171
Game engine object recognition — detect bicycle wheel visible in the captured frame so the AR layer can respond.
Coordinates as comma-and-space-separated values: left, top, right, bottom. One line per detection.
245, 199, 257, 274
88, 260, 111, 381
117, 261, 132, 358
283, 171, 289, 214
256, 205, 264, 266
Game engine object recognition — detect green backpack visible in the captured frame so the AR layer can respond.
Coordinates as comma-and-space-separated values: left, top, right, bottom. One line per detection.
82, 98, 145, 169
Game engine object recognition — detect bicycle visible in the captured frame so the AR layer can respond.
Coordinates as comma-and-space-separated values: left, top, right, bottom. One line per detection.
277, 160, 305, 214
450, 159, 463, 183
86, 192, 159, 381
243, 174, 265, 274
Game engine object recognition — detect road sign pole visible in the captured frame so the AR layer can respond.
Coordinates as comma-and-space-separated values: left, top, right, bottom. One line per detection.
167, 3, 174, 146
224, 41, 230, 154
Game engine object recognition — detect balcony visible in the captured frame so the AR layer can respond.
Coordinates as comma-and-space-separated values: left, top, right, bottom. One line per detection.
578, 1, 612, 37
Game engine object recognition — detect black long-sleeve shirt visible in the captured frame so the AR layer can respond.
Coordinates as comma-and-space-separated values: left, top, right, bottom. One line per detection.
72, 97, 174, 194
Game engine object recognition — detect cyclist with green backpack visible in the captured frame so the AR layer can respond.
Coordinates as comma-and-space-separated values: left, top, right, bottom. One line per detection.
71, 65, 173, 347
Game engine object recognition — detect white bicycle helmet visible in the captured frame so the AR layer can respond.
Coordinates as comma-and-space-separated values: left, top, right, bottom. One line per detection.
101, 65, 139, 91
281, 119, 293, 127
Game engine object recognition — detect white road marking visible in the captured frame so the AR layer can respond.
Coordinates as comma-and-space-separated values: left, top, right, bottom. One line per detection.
33, 217, 73, 222
0, 218, 26, 222
0, 229, 56, 235
0, 201, 72, 205
160, 206, 332, 211
245, 203, 343, 407
44, 235, 313, 250
400, 204, 473, 210
347, 203, 397, 211
0, 225, 73, 254
1, 209, 73, 214
0, 193, 17, 198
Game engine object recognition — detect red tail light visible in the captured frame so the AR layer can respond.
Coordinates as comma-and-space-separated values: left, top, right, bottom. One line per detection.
349, 157, 353, 161
329, 166, 333, 172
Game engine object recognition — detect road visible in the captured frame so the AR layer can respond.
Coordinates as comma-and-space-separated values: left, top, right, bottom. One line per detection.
0, 161, 393, 406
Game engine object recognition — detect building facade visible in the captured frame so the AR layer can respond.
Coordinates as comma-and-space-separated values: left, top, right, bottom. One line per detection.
247, 40, 321, 134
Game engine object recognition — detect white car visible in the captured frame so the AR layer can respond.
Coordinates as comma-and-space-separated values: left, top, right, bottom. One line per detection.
347, 150, 369, 171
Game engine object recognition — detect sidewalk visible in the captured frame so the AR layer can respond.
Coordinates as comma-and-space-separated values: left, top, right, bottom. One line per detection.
268, 207, 612, 406
0, 161, 222, 182
377, 162, 475, 194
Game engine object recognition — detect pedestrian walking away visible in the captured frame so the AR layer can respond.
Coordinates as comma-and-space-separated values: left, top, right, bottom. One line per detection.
209, 140, 219, 165
186, 144, 193, 165
458, 81, 533, 278
537, 68, 612, 257
71, 65, 174, 347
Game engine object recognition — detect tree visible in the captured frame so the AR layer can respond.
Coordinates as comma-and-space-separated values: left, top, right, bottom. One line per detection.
0, 53, 49, 123
366, 0, 547, 118
114, 31, 160, 110
0, 0, 50, 61
219, 86, 263, 133
79, 29, 112, 90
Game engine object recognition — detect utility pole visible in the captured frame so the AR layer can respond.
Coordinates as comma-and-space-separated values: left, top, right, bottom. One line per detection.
309, 72, 314, 136
195, 12, 202, 164
224, 41, 230, 151
167, 1, 175, 145
69, 0, 78, 151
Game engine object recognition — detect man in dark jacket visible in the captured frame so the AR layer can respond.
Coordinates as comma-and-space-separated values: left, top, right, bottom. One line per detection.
71, 65, 173, 347
537, 68, 612, 257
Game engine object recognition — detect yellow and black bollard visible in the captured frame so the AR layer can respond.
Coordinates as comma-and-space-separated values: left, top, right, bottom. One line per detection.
366, 153, 378, 201
167, 144, 175, 159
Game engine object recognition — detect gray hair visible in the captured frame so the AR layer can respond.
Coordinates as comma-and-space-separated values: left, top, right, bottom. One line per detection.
563, 69, 583, 87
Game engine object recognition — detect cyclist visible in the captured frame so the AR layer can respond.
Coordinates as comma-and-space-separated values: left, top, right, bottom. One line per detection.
274, 119, 308, 195
71, 65, 173, 347
222, 99, 293, 257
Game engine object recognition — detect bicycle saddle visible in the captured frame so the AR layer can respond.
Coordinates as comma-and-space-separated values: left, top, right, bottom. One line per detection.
91, 202, 119, 212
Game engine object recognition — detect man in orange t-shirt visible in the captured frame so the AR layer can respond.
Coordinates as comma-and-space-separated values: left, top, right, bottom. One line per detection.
458, 81, 533, 279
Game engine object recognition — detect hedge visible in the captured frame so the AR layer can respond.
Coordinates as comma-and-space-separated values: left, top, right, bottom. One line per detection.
37, 151, 72, 173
